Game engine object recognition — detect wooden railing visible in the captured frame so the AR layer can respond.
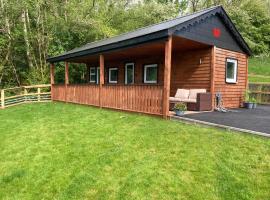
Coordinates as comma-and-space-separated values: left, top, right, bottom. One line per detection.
101, 85, 163, 114
1, 84, 51, 109
249, 83, 270, 104
51, 84, 163, 115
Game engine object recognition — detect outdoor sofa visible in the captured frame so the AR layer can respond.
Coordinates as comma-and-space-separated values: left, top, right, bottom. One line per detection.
169, 89, 212, 111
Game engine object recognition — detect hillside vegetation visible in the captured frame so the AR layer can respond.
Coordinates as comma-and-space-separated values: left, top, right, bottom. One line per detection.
249, 56, 270, 83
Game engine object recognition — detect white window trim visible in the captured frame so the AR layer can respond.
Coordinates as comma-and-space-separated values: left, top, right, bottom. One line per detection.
226, 58, 238, 83
89, 67, 96, 83
144, 64, 157, 84
109, 68, 118, 84
125, 63, 135, 84
96, 67, 100, 84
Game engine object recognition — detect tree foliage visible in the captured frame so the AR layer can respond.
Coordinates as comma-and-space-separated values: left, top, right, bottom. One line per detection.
0, 0, 269, 88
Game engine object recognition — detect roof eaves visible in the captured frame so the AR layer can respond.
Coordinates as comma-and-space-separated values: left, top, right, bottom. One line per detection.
47, 29, 169, 63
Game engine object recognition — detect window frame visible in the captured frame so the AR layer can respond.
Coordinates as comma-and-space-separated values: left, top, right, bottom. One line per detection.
143, 64, 158, 84
89, 67, 96, 83
108, 67, 118, 84
225, 58, 238, 84
96, 67, 100, 84
125, 63, 135, 84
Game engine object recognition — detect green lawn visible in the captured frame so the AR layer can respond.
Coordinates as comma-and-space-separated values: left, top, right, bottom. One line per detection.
249, 56, 270, 83
0, 103, 269, 200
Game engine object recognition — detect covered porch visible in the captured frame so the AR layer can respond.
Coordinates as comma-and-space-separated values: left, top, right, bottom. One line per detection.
50, 36, 213, 118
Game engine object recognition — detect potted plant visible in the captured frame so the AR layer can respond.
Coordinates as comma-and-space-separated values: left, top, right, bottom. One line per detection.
251, 97, 257, 109
174, 102, 187, 116
244, 90, 253, 109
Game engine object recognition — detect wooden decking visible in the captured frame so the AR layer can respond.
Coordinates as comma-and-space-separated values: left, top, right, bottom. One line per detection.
52, 84, 163, 115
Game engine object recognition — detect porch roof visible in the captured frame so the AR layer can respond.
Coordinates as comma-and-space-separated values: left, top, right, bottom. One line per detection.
47, 5, 251, 63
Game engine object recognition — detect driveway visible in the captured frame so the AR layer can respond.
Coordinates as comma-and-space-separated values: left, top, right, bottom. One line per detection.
179, 105, 270, 134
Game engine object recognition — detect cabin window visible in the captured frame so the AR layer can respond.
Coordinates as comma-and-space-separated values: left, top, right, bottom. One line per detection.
109, 68, 118, 83
89, 67, 100, 84
226, 58, 237, 83
125, 63, 134, 84
144, 64, 157, 84
89, 67, 96, 83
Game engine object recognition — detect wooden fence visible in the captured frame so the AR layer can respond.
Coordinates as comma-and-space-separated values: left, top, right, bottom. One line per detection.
51, 84, 163, 115
1, 84, 51, 109
249, 83, 270, 104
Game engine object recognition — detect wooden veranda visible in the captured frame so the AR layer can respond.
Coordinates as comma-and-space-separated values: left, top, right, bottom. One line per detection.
50, 36, 174, 117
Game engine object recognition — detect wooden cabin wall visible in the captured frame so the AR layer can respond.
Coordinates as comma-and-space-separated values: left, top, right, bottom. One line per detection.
84, 46, 247, 109
214, 48, 247, 108
87, 56, 165, 85
170, 48, 212, 96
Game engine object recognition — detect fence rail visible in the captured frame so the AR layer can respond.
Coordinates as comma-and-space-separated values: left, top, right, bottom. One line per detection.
1, 84, 51, 109
249, 83, 270, 104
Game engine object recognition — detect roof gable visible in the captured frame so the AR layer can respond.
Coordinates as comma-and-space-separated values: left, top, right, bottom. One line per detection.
169, 6, 251, 55
173, 14, 245, 53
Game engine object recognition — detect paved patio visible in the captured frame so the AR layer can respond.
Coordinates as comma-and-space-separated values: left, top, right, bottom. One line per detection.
172, 105, 270, 135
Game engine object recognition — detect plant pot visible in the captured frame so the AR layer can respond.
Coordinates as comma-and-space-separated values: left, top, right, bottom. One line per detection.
252, 103, 257, 109
244, 102, 253, 109
175, 110, 185, 116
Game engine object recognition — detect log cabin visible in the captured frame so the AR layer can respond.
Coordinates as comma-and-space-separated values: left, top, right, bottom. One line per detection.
47, 5, 251, 118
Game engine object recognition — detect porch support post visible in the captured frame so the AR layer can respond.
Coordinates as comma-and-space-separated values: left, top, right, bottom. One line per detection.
50, 63, 55, 100
163, 35, 172, 119
65, 62, 69, 85
99, 54, 105, 107
210, 46, 216, 110
65, 62, 69, 102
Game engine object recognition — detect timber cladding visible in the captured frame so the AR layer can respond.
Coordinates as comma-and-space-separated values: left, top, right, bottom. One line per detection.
170, 48, 212, 96
94, 56, 165, 85
214, 48, 247, 108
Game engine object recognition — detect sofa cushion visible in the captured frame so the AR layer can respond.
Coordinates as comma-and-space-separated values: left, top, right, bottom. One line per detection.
169, 97, 182, 102
175, 89, 189, 99
189, 89, 206, 100
183, 98, 197, 103
169, 97, 196, 103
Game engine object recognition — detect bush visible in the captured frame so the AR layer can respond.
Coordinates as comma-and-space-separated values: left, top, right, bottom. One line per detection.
173, 102, 187, 111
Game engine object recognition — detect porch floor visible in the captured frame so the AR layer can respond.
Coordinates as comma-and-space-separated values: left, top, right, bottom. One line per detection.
171, 105, 270, 135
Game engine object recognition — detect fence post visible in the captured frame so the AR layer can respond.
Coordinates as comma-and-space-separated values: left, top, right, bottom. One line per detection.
1, 90, 5, 109
259, 85, 262, 103
24, 87, 28, 102
38, 87, 41, 102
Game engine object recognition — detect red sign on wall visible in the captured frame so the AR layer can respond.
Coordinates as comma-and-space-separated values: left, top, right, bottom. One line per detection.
212, 28, 221, 38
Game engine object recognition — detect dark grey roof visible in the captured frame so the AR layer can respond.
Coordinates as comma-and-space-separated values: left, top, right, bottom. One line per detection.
47, 5, 251, 63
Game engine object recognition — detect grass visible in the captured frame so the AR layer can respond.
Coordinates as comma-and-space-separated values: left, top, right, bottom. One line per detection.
0, 103, 270, 200
249, 56, 270, 83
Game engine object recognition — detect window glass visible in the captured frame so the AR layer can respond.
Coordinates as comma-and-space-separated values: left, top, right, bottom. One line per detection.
125, 63, 134, 84
109, 68, 118, 83
90, 67, 96, 83
144, 64, 157, 83
226, 59, 237, 83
